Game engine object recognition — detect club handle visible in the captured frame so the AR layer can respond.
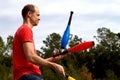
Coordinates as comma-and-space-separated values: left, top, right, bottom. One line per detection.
53, 50, 68, 57
68, 11, 74, 25
66, 74, 76, 80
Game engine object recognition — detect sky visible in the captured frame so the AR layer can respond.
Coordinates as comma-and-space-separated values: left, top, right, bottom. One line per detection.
0, 0, 120, 50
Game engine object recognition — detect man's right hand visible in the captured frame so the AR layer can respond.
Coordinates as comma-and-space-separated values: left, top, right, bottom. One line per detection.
51, 63, 66, 77
45, 49, 66, 62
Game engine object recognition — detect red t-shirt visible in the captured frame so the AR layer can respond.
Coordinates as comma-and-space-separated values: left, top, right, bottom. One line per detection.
12, 24, 41, 80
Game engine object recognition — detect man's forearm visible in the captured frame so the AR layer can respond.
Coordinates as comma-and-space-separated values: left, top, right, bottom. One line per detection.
45, 54, 66, 62
28, 54, 56, 68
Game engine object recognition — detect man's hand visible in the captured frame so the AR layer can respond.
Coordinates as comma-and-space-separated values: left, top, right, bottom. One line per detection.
51, 63, 66, 77
45, 49, 66, 62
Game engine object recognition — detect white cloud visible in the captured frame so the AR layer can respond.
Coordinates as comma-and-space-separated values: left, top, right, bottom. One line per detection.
0, 0, 120, 49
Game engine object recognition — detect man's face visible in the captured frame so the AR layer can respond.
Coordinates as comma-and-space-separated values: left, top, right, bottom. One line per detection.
30, 6, 40, 26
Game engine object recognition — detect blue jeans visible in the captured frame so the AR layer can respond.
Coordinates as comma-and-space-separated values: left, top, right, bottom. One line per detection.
19, 74, 44, 80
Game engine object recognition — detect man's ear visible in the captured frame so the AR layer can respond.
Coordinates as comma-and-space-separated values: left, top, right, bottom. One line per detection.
27, 11, 32, 18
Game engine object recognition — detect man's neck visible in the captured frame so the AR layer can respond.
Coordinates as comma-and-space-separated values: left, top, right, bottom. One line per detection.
23, 21, 34, 29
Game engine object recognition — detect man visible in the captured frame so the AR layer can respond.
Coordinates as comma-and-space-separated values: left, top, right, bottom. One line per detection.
12, 4, 65, 80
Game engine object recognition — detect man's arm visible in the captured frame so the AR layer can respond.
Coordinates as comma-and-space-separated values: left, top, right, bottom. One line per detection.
45, 55, 66, 62
23, 42, 65, 77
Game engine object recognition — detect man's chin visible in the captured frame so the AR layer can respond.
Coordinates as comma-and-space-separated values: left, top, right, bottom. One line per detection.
33, 24, 38, 26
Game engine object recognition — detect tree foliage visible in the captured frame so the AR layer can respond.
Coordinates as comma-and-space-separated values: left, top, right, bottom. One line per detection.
0, 27, 120, 80
0, 35, 13, 80
40, 33, 92, 80
89, 27, 120, 79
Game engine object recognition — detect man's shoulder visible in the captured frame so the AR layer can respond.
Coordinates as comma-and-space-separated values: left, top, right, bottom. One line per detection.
18, 24, 31, 32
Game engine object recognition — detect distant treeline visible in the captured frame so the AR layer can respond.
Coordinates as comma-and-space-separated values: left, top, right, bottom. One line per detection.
0, 27, 120, 80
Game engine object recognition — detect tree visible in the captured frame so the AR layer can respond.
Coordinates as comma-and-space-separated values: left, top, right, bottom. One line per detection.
0, 36, 5, 57
89, 27, 120, 79
0, 35, 13, 80
117, 33, 120, 38
41, 33, 61, 58
40, 33, 92, 80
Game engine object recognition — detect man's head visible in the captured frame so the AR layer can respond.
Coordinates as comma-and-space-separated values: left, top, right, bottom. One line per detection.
22, 4, 40, 26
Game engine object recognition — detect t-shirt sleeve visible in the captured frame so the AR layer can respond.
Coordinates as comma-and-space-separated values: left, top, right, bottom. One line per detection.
20, 27, 33, 43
